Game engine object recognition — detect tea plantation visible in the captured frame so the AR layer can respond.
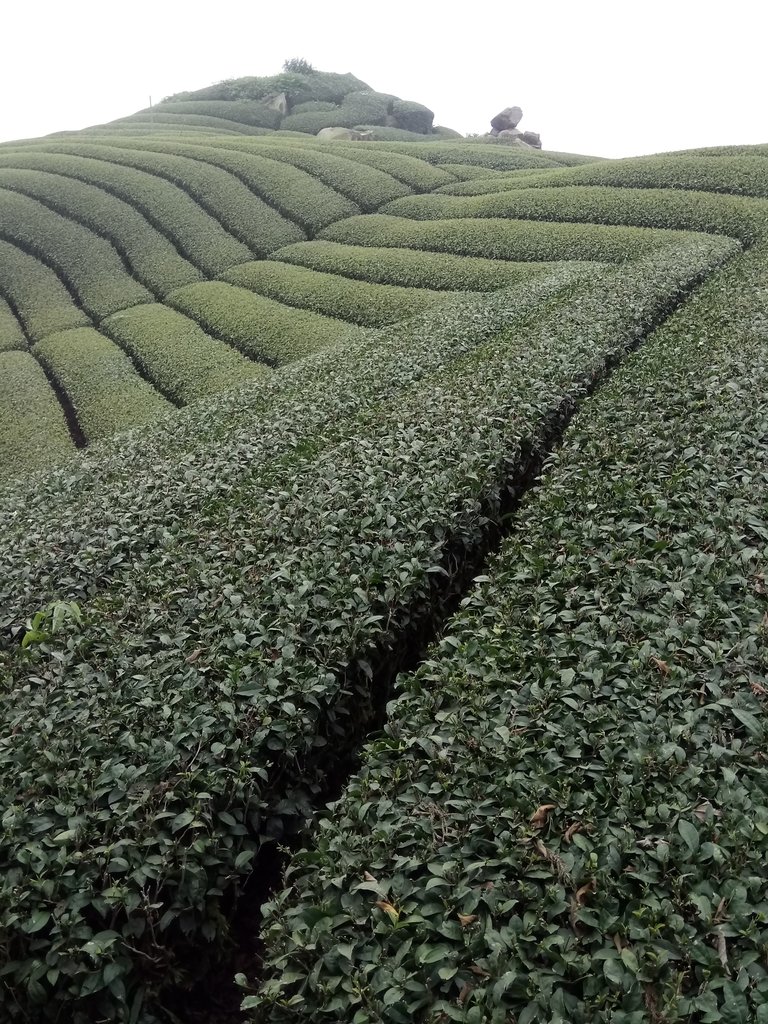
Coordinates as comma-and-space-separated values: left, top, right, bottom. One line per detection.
0, 67, 767, 1024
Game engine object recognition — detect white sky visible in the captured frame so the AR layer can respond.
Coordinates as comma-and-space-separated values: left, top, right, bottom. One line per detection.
1, 0, 766, 158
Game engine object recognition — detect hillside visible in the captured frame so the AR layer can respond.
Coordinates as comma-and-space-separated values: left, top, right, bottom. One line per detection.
1, 68, 768, 1024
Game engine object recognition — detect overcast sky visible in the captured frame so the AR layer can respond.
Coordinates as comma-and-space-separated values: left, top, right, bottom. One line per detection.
2, 0, 766, 157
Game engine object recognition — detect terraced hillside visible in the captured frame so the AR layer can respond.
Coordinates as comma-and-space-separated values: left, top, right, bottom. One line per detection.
0, 128, 590, 477
1, 92, 767, 1024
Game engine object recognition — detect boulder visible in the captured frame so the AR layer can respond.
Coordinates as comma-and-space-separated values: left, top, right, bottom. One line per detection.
263, 92, 289, 115
491, 105, 523, 133
497, 128, 523, 141
521, 130, 542, 149
316, 126, 373, 141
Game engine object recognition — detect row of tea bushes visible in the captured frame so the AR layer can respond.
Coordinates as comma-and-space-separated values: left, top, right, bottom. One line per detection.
102, 304, 269, 405
0, 351, 75, 477
0, 238, 89, 341
166, 280, 357, 365
223, 261, 459, 327
0, 146, 254, 276
0, 238, 734, 1021
271, 240, 569, 292
0, 296, 26, 352
320, 213, 703, 263
387, 185, 768, 245
0, 271, 587, 629
0, 187, 151, 318
0, 167, 203, 295
34, 327, 173, 440
250, 240, 768, 1023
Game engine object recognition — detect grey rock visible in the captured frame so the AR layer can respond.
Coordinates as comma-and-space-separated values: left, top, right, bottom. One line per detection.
263, 92, 289, 115
491, 105, 523, 132
316, 126, 373, 141
520, 130, 542, 149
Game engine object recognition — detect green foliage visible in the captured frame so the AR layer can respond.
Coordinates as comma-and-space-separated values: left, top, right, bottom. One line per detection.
382, 184, 768, 244
0, 239, 89, 341
166, 280, 356, 365
0, 296, 25, 352
103, 304, 268, 404
22, 600, 81, 648
370, 140, 565, 170
0, 146, 253, 276
223, 260, 459, 327
251, 237, 768, 1023
111, 112, 273, 135
214, 138, 409, 210
320, 212, 701, 262
285, 140, 456, 190
0, 351, 74, 477
272, 240, 570, 291
162, 70, 371, 107
528, 153, 768, 197
109, 136, 357, 235
289, 100, 338, 114
0, 238, 731, 1020
282, 58, 315, 74
35, 327, 172, 441
0, 166, 203, 295
143, 99, 281, 129
0, 187, 151, 319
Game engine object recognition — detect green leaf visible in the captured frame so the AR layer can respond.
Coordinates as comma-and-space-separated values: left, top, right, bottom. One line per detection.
731, 707, 763, 737
678, 819, 700, 854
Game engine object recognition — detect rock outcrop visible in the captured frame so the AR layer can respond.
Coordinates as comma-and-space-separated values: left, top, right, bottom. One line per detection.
316, 126, 373, 141
489, 106, 542, 148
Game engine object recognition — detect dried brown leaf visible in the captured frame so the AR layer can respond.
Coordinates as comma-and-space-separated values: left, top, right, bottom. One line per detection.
469, 965, 491, 978
458, 982, 473, 1005
185, 648, 204, 665
530, 803, 557, 829
457, 913, 478, 928
650, 656, 670, 676
574, 879, 595, 906
563, 821, 583, 843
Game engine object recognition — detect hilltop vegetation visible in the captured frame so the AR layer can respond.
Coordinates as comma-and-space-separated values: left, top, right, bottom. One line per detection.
0, 66, 768, 1024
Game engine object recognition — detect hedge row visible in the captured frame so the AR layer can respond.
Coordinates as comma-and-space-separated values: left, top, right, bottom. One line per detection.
166, 280, 356, 365
106, 137, 358, 236
438, 163, 507, 181
0, 147, 252, 276
251, 238, 768, 1024
271, 240, 569, 292
369, 142, 564, 170
271, 140, 455, 191
223, 260, 457, 327
453, 154, 768, 200
143, 99, 281, 129
0, 188, 150, 319
110, 113, 273, 136
0, 296, 25, 352
215, 139, 410, 210
0, 239, 89, 341
0, 237, 734, 1021
0, 167, 203, 295
382, 185, 768, 245
0, 271, 585, 627
33, 326, 172, 442
320, 214, 703, 263
29, 140, 300, 257
102, 304, 269, 405
550, 154, 768, 198
0, 351, 75, 479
